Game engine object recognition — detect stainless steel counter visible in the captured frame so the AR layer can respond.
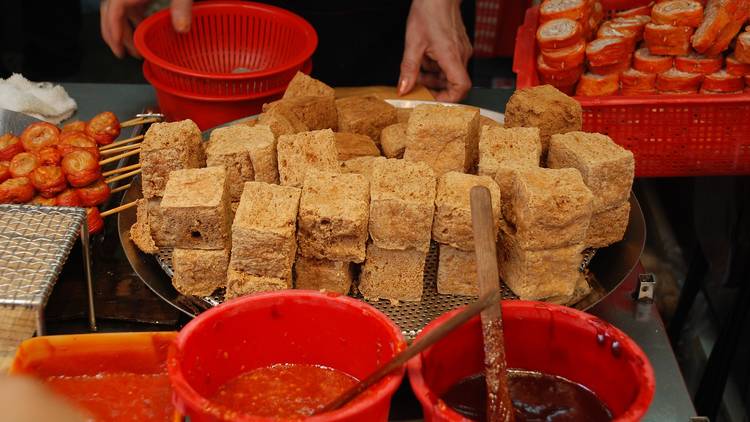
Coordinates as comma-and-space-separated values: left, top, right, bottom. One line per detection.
58, 82, 696, 421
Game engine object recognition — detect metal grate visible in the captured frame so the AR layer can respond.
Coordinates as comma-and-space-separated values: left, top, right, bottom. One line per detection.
0, 205, 86, 308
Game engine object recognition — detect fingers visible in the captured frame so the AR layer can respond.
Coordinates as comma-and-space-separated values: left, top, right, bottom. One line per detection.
122, 23, 141, 59
171, 0, 194, 32
398, 34, 426, 96
101, 0, 125, 58
418, 71, 447, 91
430, 48, 472, 102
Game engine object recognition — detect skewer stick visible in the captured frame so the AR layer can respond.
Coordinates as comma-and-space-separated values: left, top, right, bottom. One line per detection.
102, 163, 141, 177
99, 143, 141, 156
99, 134, 143, 151
105, 169, 141, 185
99, 149, 140, 166
101, 200, 138, 218
120, 117, 160, 128
110, 183, 131, 194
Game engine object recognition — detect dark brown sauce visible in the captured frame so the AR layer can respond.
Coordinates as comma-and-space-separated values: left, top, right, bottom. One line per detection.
441, 370, 612, 422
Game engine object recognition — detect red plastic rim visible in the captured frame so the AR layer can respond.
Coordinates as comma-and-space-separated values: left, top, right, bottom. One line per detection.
407, 300, 656, 421
134, 1, 317, 80
167, 290, 407, 422
143, 61, 287, 101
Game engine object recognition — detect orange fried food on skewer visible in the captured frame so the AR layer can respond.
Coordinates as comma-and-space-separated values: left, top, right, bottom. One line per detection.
55, 189, 82, 207
0, 161, 10, 183
9, 152, 40, 178
58, 131, 100, 161
35, 146, 63, 166
29, 166, 67, 198
0, 177, 35, 204
61, 150, 101, 188
76, 178, 111, 207
30, 195, 57, 206
0, 134, 24, 161
86, 111, 121, 146
20, 122, 60, 152
62, 120, 87, 133
86, 207, 104, 234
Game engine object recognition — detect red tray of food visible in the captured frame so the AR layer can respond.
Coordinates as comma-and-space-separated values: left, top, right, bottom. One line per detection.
514, 0, 750, 177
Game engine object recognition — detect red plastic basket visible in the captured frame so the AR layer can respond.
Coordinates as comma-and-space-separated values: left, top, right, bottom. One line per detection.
513, 0, 750, 177
134, 1, 317, 97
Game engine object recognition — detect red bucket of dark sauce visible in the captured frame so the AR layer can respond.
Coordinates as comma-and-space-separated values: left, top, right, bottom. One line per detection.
168, 290, 406, 421
408, 301, 655, 421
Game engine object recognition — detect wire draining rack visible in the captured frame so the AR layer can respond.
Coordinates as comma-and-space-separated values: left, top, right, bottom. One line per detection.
0, 205, 94, 335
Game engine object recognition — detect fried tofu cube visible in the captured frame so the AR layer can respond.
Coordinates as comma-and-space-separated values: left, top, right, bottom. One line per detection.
587, 201, 630, 248
142, 198, 173, 247
244, 124, 279, 184
498, 233, 584, 300
479, 115, 502, 129
433, 172, 502, 251
397, 107, 412, 123
547, 131, 635, 212
160, 167, 231, 250
294, 256, 353, 294
172, 248, 229, 296
380, 123, 408, 159
340, 156, 386, 180
478, 126, 542, 201
504, 167, 594, 250
437, 244, 478, 296
257, 105, 308, 138
335, 95, 397, 143
130, 199, 158, 254
225, 268, 291, 299
276, 129, 340, 187
206, 125, 256, 201
264, 96, 338, 131
230, 181, 301, 278
333, 132, 380, 161
140, 119, 206, 198
283, 71, 335, 99
403, 104, 480, 175
369, 158, 436, 252
359, 242, 426, 302
504, 85, 583, 156
297, 170, 369, 263
546, 274, 592, 306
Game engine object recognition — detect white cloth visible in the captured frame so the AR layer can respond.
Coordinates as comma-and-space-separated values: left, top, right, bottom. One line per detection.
0, 74, 77, 125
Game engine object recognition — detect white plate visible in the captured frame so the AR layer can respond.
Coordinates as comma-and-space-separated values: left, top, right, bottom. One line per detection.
384, 99, 505, 124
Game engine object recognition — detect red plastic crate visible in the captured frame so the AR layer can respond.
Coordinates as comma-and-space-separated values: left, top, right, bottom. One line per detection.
513, 0, 750, 177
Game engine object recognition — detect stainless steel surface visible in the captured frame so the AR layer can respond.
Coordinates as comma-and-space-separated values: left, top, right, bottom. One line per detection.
0, 205, 87, 336
68, 82, 693, 420
0, 108, 44, 134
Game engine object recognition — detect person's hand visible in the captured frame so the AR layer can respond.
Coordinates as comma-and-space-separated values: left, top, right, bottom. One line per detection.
101, 0, 194, 58
398, 0, 473, 102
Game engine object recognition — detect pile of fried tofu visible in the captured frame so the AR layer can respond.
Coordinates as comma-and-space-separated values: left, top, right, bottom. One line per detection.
130, 75, 634, 306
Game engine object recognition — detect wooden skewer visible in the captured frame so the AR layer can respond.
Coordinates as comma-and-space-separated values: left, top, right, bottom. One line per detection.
105, 169, 141, 184
102, 163, 141, 177
101, 200, 138, 218
120, 117, 160, 128
99, 134, 143, 151
110, 183, 131, 194
99, 149, 140, 166
100, 143, 141, 156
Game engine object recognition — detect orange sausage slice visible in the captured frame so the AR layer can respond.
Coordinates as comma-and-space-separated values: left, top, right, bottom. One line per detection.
590, 57, 633, 75
691, 0, 733, 53
704, 1, 750, 55
540, 0, 588, 23
733, 32, 750, 63
614, 3, 655, 18
596, 22, 639, 48
701, 70, 745, 92
576, 72, 620, 96
609, 16, 651, 40
674, 52, 723, 74
633, 47, 674, 72
538, 55, 584, 85
656, 68, 703, 91
644, 23, 694, 55
537, 18, 584, 49
652, 1, 704, 27
621, 68, 658, 91
726, 54, 750, 75
541, 39, 586, 70
586, 37, 632, 66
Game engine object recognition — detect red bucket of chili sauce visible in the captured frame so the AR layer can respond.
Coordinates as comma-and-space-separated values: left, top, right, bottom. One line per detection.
408, 301, 655, 421
168, 290, 407, 421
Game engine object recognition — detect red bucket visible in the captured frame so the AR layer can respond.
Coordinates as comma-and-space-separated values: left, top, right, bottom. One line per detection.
408, 301, 655, 421
167, 290, 407, 421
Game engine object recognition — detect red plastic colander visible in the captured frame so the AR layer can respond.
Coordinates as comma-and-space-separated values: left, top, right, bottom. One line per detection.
134, 1, 318, 97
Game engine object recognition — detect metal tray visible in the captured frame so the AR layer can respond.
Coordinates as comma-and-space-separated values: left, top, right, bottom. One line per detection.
117, 101, 646, 339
